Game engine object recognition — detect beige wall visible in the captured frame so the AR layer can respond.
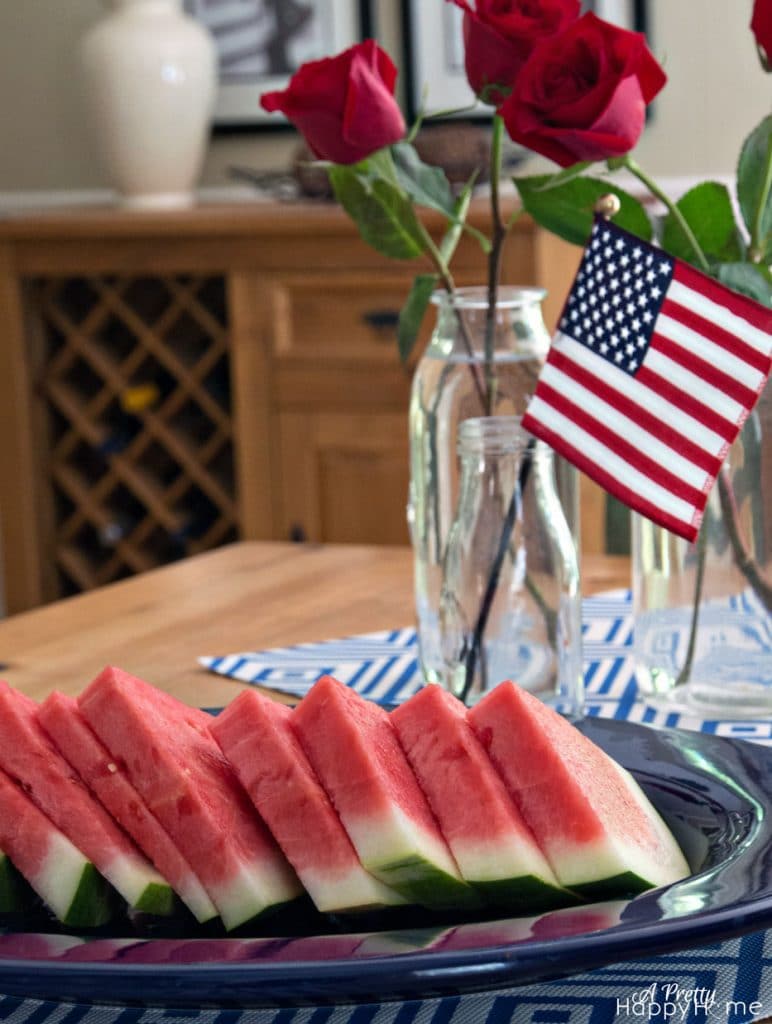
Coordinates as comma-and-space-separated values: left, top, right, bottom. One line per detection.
0, 1, 769, 193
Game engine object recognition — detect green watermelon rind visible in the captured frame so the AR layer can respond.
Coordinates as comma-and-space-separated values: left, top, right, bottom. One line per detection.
570, 871, 658, 901
472, 874, 580, 912
59, 862, 116, 929
225, 893, 308, 934
367, 853, 481, 910
131, 880, 178, 917
0, 854, 34, 913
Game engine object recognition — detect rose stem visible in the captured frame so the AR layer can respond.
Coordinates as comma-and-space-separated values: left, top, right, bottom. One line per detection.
417, 223, 488, 410
674, 508, 710, 687
460, 468, 522, 703
484, 113, 508, 416
749, 130, 772, 263
716, 466, 772, 612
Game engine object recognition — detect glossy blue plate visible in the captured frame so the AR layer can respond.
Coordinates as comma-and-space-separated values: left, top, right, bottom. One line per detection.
0, 718, 770, 1007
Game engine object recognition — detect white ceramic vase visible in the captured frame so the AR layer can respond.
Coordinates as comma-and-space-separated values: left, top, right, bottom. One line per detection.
80, 0, 217, 209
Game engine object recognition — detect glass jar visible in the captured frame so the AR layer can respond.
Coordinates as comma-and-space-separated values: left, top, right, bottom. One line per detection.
633, 380, 772, 715
408, 287, 579, 687
438, 416, 583, 715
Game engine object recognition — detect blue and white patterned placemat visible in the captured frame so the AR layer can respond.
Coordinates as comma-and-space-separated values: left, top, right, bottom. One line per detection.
200, 590, 772, 745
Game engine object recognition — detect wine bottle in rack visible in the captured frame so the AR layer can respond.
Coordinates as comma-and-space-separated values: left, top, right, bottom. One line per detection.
97, 384, 160, 456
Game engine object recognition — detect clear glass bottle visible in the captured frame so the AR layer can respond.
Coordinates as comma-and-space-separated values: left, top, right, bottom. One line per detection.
438, 417, 583, 715
632, 381, 772, 715
407, 287, 579, 687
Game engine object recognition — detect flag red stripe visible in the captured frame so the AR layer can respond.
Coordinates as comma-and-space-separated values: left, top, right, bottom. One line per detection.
674, 260, 772, 332
546, 348, 723, 476
522, 412, 702, 542
533, 382, 708, 508
649, 331, 759, 409
634, 364, 737, 441
661, 296, 772, 374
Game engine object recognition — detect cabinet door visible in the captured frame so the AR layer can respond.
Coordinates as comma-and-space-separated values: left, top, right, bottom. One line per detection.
278, 412, 410, 545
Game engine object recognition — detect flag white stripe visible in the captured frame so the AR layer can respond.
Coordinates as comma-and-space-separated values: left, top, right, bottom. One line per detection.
525, 396, 698, 525
668, 279, 771, 357
643, 347, 746, 426
552, 334, 729, 457
655, 312, 767, 393
538, 362, 711, 492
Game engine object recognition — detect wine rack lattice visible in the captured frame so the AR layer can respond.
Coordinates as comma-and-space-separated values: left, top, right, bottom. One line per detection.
32, 274, 238, 597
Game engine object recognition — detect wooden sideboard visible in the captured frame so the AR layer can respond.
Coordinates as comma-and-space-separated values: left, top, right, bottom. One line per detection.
0, 199, 588, 614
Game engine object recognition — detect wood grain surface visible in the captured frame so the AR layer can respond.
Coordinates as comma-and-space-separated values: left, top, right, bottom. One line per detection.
0, 541, 630, 707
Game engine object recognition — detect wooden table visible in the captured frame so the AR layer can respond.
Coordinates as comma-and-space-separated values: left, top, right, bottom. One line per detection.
0, 542, 630, 706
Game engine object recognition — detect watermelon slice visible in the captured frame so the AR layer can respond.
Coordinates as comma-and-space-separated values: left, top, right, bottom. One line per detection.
0, 766, 114, 927
391, 685, 572, 910
469, 682, 690, 896
291, 676, 476, 909
78, 666, 302, 930
38, 691, 218, 924
0, 681, 173, 916
211, 690, 405, 914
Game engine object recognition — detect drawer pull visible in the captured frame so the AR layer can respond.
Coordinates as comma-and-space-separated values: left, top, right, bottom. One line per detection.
362, 309, 400, 334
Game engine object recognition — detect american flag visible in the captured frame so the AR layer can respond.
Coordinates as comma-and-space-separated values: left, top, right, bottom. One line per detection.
522, 217, 772, 542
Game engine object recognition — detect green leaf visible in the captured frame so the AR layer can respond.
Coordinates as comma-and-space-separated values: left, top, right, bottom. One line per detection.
737, 114, 772, 260
532, 161, 593, 191
513, 174, 653, 247
714, 262, 772, 307
398, 274, 438, 363
391, 142, 456, 217
661, 182, 743, 265
328, 165, 425, 260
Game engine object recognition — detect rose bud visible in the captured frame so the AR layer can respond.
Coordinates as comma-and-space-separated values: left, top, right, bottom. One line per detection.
499, 12, 666, 167
261, 40, 406, 165
448, 0, 580, 104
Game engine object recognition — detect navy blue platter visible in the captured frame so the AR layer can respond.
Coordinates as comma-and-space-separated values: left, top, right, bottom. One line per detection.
1, 717, 771, 1007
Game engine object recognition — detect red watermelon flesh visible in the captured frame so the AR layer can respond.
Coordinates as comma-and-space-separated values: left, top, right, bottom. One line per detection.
469, 682, 689, 896
0, 681, 172, 915
291, 676, 475, 909
78, 666, 301, 930
38, 691, 218, 924
391, 685, 570, 910
211, 689, 404, 913
0, 766, 113, 927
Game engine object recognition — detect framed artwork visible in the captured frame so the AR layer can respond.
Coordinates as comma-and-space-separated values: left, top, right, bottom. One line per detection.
586, 0, 647, 33
402, 1, 485, 122
184, 0, 371, 131
402, 1, 648, 123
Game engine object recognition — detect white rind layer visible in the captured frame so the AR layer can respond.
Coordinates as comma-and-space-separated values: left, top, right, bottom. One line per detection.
300, 864, 406, 913
451, 831, 559, 886
36, 831, 93, 921
347, 803, 463, 881
103, 852, 170, 907
175, 871, 219, 923
209, 856, 301, 931
543, 762, 690, 889
610, 762, 690, 886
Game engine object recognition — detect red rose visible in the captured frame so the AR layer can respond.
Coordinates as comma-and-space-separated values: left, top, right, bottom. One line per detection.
260, 40, 406, 165
499, 12, 666, 167
449, 0, 580, 104
752, 0, 772, 70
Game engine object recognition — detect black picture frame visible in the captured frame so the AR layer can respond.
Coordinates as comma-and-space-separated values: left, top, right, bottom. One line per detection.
586, 0, 647, 33
184, 0, 372, 134
402, 0, 648, 124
